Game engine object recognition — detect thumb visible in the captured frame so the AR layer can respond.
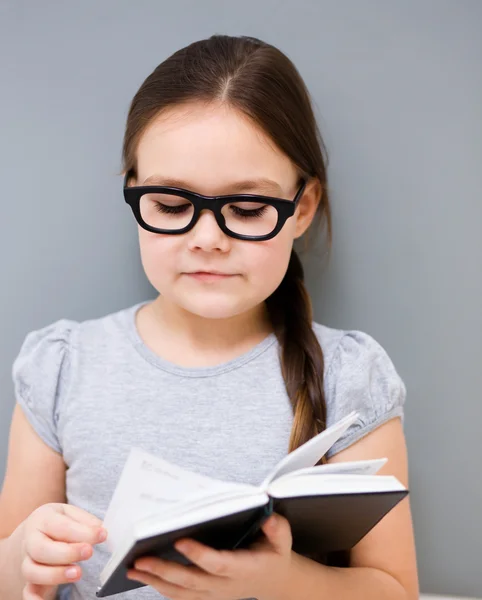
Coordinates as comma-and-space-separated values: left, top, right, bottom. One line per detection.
261, 513, 292, 554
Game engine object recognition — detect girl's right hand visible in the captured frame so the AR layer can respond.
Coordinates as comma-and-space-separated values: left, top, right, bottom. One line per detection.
19, 502, 108, 600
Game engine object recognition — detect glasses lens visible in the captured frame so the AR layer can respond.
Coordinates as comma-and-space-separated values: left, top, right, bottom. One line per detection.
140, 193, 194, 230
221, 201, 279, 237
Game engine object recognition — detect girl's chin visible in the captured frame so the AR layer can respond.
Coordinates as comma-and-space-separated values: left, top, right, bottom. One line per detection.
177, 298, 253, 321
183, 306, 247, 320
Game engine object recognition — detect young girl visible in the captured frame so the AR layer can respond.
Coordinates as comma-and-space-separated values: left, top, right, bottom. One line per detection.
0, 35, 418, 600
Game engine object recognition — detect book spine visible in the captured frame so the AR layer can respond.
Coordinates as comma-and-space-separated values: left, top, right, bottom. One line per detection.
231, 499, 274, 551
265, 496, 274, 515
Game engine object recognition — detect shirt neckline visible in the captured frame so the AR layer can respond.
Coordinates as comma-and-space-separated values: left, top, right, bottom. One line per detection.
123, 299, 278, 378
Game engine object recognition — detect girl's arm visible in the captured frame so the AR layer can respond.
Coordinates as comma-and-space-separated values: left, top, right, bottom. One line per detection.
0, 404, 67, 599
283, 417, 419, 600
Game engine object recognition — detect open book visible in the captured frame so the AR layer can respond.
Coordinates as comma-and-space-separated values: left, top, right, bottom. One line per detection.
96, 411, 408, 597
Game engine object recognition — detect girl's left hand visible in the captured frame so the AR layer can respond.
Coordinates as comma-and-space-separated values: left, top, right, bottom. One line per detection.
127, 512, 294, 600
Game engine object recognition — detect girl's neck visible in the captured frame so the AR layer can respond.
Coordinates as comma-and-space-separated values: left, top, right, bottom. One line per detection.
136, 295, 274, 368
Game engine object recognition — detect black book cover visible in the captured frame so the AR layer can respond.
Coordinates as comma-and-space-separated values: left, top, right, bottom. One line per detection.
96, 489, 407, 597
96, 503, 271, 597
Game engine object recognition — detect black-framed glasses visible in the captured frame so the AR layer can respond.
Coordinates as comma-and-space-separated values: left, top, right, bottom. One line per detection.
123, 174, 307, 241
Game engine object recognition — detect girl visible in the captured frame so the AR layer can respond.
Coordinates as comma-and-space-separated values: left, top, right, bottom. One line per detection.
0, 34, 418, 600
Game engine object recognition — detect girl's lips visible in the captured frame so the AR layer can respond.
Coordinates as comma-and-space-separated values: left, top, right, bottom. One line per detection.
185, 272, 236, 282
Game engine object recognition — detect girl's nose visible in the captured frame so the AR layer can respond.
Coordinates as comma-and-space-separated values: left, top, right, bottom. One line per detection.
186, 209, 231, 252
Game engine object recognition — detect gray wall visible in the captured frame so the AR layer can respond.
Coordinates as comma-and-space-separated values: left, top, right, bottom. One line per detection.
1, 1, 481, 596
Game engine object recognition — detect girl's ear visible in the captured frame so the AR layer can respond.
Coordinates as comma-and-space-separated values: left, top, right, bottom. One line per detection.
123, 170, 136, 187
293, 178, 322, 239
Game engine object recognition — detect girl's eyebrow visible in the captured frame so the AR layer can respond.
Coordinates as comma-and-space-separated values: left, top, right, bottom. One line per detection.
141, 174, 283, 195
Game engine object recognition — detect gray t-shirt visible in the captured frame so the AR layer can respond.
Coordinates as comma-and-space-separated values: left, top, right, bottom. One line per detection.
11, 299, 406, 600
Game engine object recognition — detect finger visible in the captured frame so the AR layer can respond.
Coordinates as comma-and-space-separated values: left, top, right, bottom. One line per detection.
127, 568, 189, 597
260, 513, 292, 554
133, 557, 209, 591
22, 555, 82, 586
57, 503, 104, 528
39, 512, 106, 545
173, 539, 235, 577
26, 529, 93, 565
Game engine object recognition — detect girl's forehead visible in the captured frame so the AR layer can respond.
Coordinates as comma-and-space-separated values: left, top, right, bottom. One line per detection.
139, 103, 274, 154
135, 103, 298, 191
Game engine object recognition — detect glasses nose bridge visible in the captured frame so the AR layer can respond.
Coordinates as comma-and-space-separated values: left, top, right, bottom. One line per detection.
191, 195, 226, 234
194, 195, 224, 224
196, 194, 221, 212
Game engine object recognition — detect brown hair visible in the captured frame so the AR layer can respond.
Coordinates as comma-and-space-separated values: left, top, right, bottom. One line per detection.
121, 34, 332, 457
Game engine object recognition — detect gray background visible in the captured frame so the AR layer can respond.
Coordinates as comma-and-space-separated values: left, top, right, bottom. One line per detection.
1, 0, 481, 597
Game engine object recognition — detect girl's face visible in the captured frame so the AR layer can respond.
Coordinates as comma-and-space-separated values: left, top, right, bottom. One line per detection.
132, 102, 319, 320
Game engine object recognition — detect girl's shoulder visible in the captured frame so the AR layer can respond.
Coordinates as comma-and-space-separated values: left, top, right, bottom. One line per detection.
311, 320, 401, 376
12, 301, 140, 370
311, 321, 407, 457
11, 302, 142, 453
13, 299, 145, 361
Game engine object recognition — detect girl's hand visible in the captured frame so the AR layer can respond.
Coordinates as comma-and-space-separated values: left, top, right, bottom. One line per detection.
127, 512, 294, 600
19, 503, 107, 600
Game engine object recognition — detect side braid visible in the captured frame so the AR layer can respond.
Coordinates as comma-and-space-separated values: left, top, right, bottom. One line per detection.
266, 248, 327, 458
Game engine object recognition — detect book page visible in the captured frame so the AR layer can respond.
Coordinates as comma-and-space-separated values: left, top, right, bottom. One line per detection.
270, 458, 388, 485
103, 448, 256, 552
260, 410, 359, 489
268, 473, 406, 499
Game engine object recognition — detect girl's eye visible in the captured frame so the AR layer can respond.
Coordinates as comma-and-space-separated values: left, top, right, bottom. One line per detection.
155, 202, 191, 215
139, 193, 194, 228
229, 204, 269, 219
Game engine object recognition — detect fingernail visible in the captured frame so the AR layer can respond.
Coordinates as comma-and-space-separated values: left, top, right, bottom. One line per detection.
98, 528, 107, 542
127, 570, 141, 581
65, 566, 79, 579
80, 546, 91, 559
175, 541, 190, 553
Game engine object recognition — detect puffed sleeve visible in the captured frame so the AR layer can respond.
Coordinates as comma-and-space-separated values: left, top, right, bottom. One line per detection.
11, 319, 77, 454
324, 330, 406, 458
